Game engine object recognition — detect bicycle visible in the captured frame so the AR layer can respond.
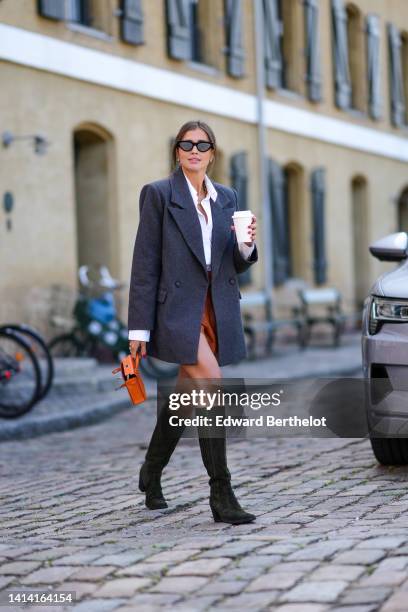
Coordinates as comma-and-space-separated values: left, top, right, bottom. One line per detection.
0, 327, 42, 418
0, 323, 54, 401
48, 266, 179, 379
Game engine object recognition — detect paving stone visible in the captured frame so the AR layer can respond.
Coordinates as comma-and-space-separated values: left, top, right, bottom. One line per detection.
275, 561, 320, 573
236, 555, 281, 568
148, 576, 209, 593
282, 580, 348, 603
196, 580, 245, 595
381, 591, 408, 611
92, 577, 152, 597
71, 598, 125, 612
144, 549, 201, 563
19, 565, 79, 584
69, 566, 117, 581
171, 595, 220, 610
259, 543, 300, 555
218, 567, 265, 582
333, 550, 386, 565
357, 538, 407, 550
287, 542, 353, 562
378, 557, 408, 570
359, 570, 407, 587
246, 571, 303, 592
340, 587, 392, 605
166, 558, 231, 576
53, 551, 103, 565
0, 576, 14, 590
309, 564, 366, 581
114, 562, 167, 577
0, 546, 44, 559
92, 551, 145, 567
0, 561, 41, 575
214, 591, 280, 608
120, 593, 182, 608
198, 542, 264, 557
274, 605, 329, 612
19, 547, 84, 561
58, 580, 99, 600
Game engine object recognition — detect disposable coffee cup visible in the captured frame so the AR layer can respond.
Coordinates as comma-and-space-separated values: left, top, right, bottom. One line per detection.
232, 210, 253, 243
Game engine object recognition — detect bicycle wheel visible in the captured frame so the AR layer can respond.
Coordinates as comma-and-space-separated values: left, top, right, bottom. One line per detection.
0, 328, 42, 418
48, 333, 86, 357
0, 324, 54, 401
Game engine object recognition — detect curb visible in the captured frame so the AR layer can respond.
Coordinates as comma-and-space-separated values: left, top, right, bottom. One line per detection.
0, 395, 136, 443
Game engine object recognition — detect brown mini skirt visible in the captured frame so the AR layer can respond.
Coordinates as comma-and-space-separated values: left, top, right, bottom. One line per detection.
200, 271, 218, 356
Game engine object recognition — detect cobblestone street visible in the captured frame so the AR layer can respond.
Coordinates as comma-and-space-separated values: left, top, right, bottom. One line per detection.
1, 398, 408, 611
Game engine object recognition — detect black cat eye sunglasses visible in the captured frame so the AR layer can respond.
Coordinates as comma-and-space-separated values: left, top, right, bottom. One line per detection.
176, 140, 214, 153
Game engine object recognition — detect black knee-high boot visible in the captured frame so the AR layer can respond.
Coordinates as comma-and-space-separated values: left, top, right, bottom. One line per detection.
197, 404, 256, 525
139, 397, 186, 510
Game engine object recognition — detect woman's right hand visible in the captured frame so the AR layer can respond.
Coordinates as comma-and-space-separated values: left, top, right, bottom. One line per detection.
129, 340, 147, 359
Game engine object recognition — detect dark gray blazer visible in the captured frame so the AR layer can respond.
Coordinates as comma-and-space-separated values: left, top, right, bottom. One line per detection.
128, 165, 258, 366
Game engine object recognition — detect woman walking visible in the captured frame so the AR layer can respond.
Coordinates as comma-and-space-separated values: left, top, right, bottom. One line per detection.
128, 120, 258, 524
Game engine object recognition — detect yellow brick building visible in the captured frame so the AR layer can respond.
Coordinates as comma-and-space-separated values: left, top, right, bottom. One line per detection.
1, 0, 407, 334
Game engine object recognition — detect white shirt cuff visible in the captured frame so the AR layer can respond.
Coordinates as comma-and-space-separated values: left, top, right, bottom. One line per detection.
128, 330, 150, 341
238, 242, 255, 260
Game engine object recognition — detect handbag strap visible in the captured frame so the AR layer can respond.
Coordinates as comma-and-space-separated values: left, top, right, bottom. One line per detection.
112, 350, 142, 375
132, 352, 141, 370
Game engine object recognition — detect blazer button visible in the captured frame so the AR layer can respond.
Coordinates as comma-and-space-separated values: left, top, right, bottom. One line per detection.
229, 278, 236, 285
175, 280, 181, 287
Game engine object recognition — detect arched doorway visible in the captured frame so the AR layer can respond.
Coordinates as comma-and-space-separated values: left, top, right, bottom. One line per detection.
351, 175, 369, 310
283, 162, 307, 280
72, 124, 117, 275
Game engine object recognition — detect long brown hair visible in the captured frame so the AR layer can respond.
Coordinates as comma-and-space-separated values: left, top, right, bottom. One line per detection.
171, 120, 217, 173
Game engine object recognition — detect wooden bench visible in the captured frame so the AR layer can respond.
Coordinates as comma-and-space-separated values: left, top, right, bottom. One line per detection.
239, 290, 304, 359
298, 287, 346, 347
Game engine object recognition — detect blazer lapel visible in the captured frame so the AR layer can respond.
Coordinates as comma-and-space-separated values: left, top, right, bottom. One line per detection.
168, 165, 235, 278
168, 166, 207, 274
210, 193, 235, 279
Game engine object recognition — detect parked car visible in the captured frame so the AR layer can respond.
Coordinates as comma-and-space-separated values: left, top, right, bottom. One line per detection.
362, 231, 408, 465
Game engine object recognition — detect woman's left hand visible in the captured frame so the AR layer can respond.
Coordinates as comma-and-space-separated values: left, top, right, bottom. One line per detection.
231, 214, 257, 246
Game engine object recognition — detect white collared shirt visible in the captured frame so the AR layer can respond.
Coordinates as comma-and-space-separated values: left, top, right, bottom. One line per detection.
129, 170, 255, 341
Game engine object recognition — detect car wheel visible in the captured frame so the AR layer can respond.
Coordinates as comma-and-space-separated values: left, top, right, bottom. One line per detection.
370, 437, 408, 465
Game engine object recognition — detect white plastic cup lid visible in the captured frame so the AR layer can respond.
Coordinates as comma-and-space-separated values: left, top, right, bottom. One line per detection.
232, 210, 252, 218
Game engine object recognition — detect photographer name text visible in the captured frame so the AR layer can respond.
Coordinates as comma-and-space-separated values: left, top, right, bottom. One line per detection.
168, 415, 327, 428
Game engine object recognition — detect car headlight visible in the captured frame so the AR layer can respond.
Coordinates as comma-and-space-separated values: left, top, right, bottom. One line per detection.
369, 296, 408, 334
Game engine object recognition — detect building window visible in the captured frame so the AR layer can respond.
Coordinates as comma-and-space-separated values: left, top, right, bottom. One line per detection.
38, 0, 115, 38
189, 0, 203, 62
388, 23, 406, 127
279, 0, 305, 95
346, 3, 367, 112
189, 0, 219, 67
166, 0, 219, 68
366, 14, 381, 120
69, 0, 111, 33
264, 0, 321, 102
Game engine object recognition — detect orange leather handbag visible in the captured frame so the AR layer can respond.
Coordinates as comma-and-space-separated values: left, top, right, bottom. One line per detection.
112, 353, 147, 405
